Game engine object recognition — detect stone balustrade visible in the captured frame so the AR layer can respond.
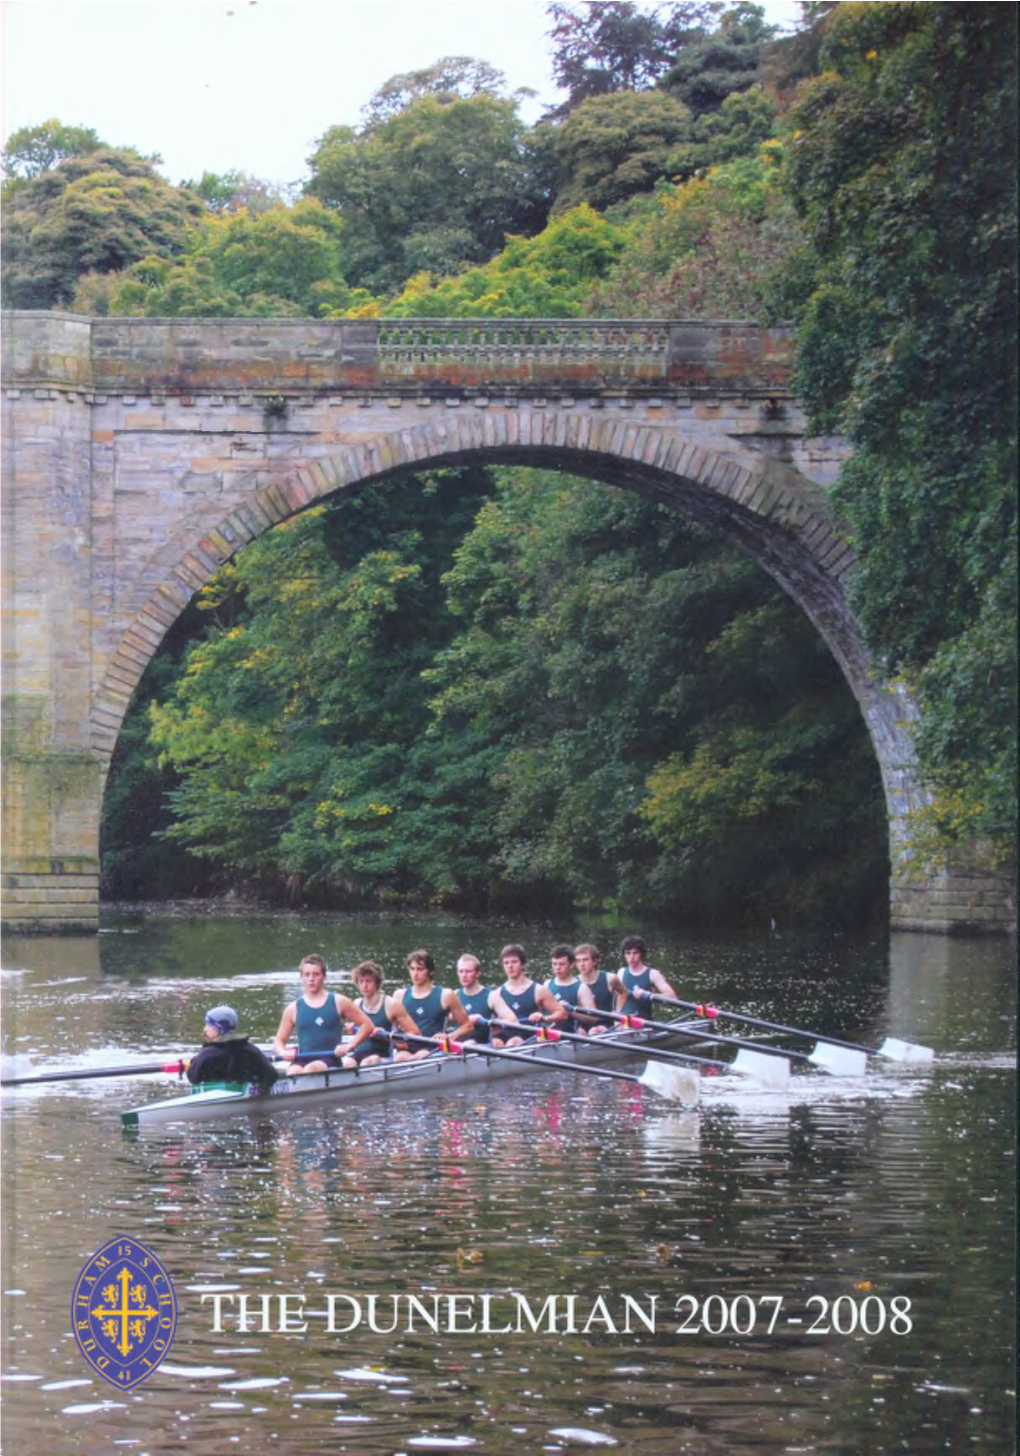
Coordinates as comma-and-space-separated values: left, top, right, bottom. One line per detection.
2, 313, 794, 397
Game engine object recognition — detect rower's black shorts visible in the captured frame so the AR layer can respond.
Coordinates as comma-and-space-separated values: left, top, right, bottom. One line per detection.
292, 1052, 342, 1069
347, 1039, 390, 1064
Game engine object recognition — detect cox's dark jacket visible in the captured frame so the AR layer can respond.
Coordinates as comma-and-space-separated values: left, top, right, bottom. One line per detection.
186, 1034, 280, 1089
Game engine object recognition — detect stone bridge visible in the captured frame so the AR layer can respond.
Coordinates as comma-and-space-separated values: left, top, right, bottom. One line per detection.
1, 311, 1011, 934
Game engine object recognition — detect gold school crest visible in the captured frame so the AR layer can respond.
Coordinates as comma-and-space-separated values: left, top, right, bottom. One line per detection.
72, 1236, 177, 1388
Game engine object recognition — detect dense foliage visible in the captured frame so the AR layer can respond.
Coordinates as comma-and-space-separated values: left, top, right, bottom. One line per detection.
784, 1, 1017, 862
384, 205, 628, 319
660, 2, 778, 113
3, 0, 1012, 915
138, 472, 884, 922
73, 198, 368, 318
304, 66, 547, 294
2, 118, 109, 180
1, 148, 202, 309
588, 142, 800, 318
545, 1, 723, 113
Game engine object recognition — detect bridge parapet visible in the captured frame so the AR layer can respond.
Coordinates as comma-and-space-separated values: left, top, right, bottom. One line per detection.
2, 312, 794, 399
376, 319, 793, 394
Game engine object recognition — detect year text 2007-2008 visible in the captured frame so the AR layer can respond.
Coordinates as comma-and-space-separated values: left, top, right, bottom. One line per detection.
673, 1294, 912, 1337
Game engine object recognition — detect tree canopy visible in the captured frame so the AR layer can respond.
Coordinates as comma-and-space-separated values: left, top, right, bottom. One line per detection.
361, 56, 514, 126
383, 205, 628, 318
74, 198, 366, 318
2, 118, 108, 180
1, 147, 202, 309
545, 1, 719, 113
588, 142, 802, 319
783, 0, 1017, 861
538, 88, 696, 213
305, 84, 547, 293
184, 168, 294, 216
660, 2, 778, 114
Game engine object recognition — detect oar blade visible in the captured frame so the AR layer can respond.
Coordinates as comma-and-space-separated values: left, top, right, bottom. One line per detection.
731, 1049, 791, 1091
638, 1060, 700, 1107
0, 1055, 35, 1085
877, 1037, 934, 1064
807, 1042, 868, 1077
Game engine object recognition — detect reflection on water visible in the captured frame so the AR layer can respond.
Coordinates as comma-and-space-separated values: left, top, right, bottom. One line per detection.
1, 913, 1015, 1454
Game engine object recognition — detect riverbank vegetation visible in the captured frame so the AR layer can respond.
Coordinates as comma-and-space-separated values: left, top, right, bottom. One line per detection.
4, 2, 1014, 922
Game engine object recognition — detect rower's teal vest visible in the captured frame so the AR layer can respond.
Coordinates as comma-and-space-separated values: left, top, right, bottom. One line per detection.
585, 969, 614, 1012
501, 980, 539, 1036
457, 985, 492, 1019
457, 985, 492, 1042
548, 978, 582, 1032
403, 984, 446, 1039
358, 998, 393, 1048
296, 994, 343, 1053
619, 967, 654, 1016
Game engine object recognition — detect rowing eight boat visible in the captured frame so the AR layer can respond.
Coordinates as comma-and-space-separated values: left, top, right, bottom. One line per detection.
120, 1018, 710, 1129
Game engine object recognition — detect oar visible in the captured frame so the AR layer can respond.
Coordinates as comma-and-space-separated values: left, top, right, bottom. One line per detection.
576, 1003, 855, 1076
1, 1058, 190, 1088
484, 1019, 791, 1092
636, 991, 933, 1068
387, 1031, 699, 1107
574, 1003, 864, 1078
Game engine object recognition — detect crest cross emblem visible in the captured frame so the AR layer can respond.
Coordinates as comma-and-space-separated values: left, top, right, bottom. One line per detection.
72, 1236, 177, 1388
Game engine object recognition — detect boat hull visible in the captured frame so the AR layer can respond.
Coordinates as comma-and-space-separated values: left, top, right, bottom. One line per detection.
121, 1022, 706, 1129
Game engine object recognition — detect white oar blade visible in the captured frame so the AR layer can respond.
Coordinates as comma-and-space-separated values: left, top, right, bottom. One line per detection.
731, 1049, 791, 1091
877, 1037, 934, 1064
808, 1042, 868, 1077
638, 1060, 700, 1106
0, 1055, 34, 1083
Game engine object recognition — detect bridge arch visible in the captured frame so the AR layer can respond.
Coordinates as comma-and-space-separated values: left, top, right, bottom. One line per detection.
93, 411, 920, 872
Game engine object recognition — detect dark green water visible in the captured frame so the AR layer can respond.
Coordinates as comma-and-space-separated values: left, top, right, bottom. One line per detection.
1, 912, 1015, 1454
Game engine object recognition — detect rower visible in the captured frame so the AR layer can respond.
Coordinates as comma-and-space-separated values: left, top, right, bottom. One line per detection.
395, 949, 472, 1061
615, 935, 678, 1015
574, 942, 622, 1034
344, 961, 421, 1069
273, 954, 376, 1074
544, 944, 595, 1033
454, 953, 510, 1047
497, 943, 568, 1046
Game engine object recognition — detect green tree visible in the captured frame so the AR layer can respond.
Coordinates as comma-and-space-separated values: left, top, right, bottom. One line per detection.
184, 169, 294, 215
306, 76, 547, 293
73, 198, 367, 317
385, 205, 627, 317
1, 148, 202, 308
538, 88, 696, 213
664, 81, 777, 177
661, 2, 778, 114
424, 470, 884, 921
145, 470, 497, 904
2, 118, 107, 180
545, 1, 717, 114
361, 55, 512, 126
539, 6, 779, 214
638, 598, 884, 921
782, 1, 1017, 861
120, 466, 885, 922
588, 143, 802, 318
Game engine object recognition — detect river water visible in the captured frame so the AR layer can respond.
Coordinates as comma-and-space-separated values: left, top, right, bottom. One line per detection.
1, 911, 1015, 1455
